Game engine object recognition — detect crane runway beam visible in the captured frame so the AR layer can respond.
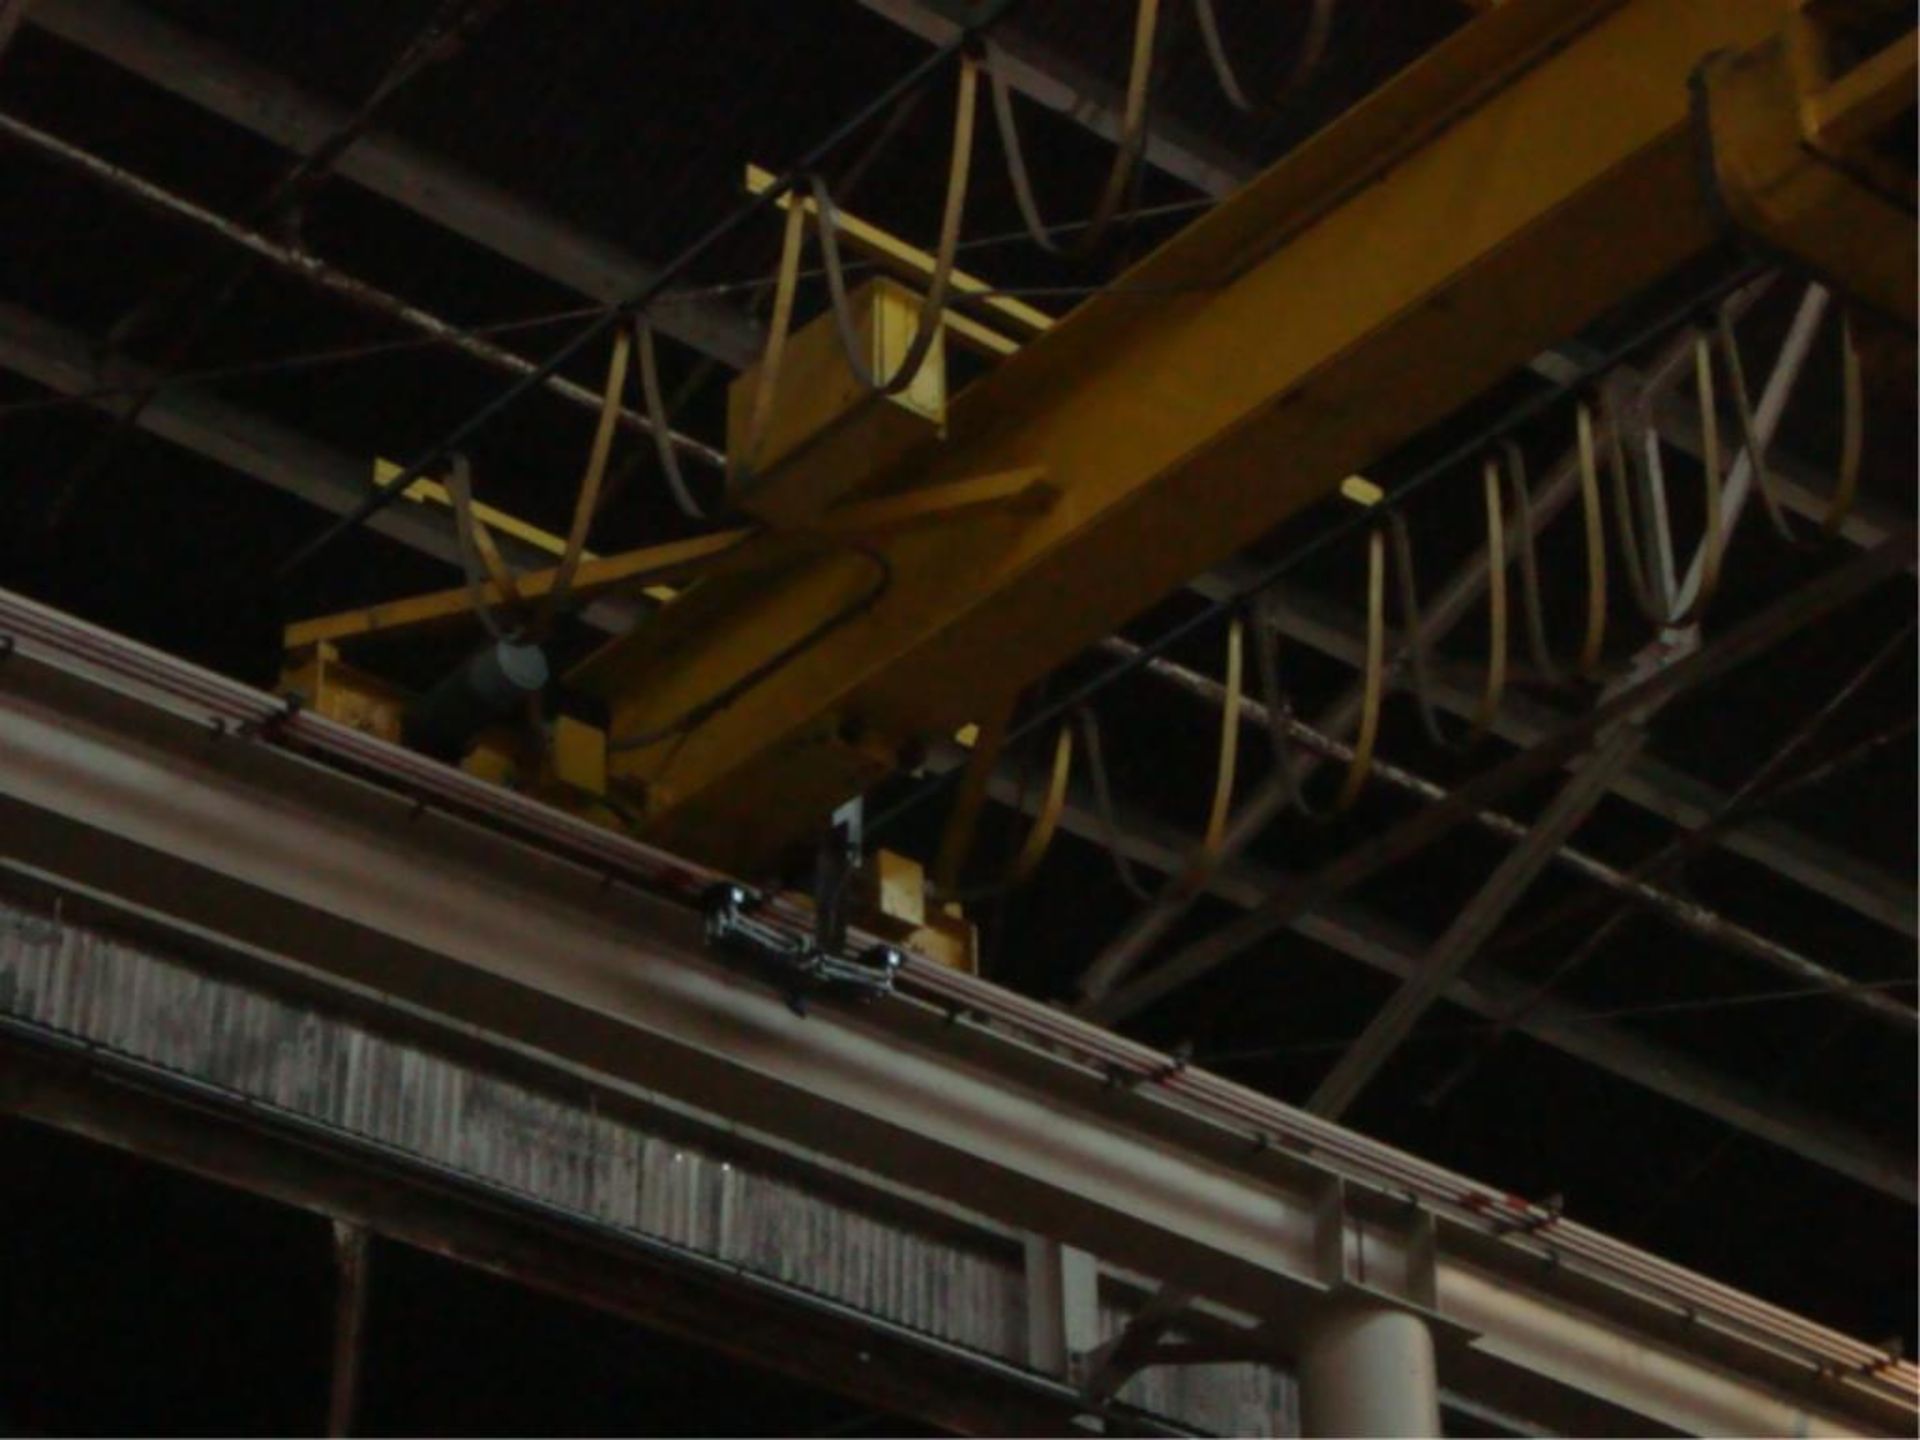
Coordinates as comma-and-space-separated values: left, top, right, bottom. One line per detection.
0, 585, 1912, 1437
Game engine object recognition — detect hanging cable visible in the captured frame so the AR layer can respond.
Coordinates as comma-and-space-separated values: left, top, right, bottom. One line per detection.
1191, 0, 1254, 112
538, 326, 631, 628
1600, 399, 1673, 627
1715, 299, 1795, 542
732, 200, 813, 486
444, 453, 520, 641
1827, 308, 1863, 536
1004, 720, 1075, 889
632, 318, 709, 520
1572, 396, 1612, 668
1495, 439, 1572, 684
1387, 457, 1507, 749
1075, 706, 1159, 900
986, 0, 1161, 258
1192, 0, 1335, 114
1665, 332, 1726, 628
811, 54, 979, 397
1337, 526, 1388, 811
946, 718, 1076, 903
1187, 612, 1246, 881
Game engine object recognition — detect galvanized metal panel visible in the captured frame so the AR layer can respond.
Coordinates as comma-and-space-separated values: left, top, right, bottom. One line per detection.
0, 899, 1293, 1432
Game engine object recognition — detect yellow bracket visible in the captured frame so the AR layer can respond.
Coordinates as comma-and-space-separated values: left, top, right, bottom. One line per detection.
745, 163, 1053, 358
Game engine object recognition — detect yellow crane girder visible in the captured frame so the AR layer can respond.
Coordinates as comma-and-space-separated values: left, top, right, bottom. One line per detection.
576, 0, 1825, 873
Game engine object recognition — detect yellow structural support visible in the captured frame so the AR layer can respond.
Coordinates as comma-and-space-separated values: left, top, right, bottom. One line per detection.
574, 0, 1812, 873
727, 276, 950, 526
1699, 10, 1917, 324
744, 162, 1052, 352
286, 468, 1053, 650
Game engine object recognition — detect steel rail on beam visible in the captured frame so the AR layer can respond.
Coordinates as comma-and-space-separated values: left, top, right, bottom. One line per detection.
0, 586, 1911, 1437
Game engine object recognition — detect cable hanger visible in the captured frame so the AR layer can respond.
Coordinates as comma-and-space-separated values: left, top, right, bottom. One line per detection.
987, 0, 1161, 258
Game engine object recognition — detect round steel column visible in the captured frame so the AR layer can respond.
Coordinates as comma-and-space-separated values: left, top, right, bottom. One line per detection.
1299, 1300, 1439, 1438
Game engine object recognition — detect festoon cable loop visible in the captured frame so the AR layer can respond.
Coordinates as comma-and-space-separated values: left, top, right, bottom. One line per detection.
1250, 526, 1385, 817
811, 51, 979, 396
1193, 0, 1334, 114
948, 720, 1076, 903
444, 451, 522, 642
987, 0, 1160, 257
1387, 457, 1508, 750
1572, 395, 1613, 666
1499, 439, 1577, 683
538, 323, 632, 629
1828, 307, 1863, 536
1598, 389, 1674, 628
1664, 331, 1726, 629
1179, 611, 1246, 889
731, 196, 813, 488
1075, 706, 1158, 900
631, 316, 708, 520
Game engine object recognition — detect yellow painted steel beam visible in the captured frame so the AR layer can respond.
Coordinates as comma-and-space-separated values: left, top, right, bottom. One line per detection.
1799, 35, 1916, 158
1699, 21, 1917, 323
287, 468, 1052, 650
572, 0, 1799, 872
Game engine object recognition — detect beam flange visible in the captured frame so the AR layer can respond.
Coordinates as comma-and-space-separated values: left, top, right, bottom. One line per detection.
0, 614, 1909, 1436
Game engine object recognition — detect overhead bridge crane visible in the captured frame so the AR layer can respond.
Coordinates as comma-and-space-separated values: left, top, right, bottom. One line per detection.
1, 0, 1915, 1433
281, 0, 1913, 930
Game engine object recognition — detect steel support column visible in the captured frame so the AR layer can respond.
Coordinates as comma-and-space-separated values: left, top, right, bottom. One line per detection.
1299, 1301, 1441, 1439
327, 1221, 371, 1438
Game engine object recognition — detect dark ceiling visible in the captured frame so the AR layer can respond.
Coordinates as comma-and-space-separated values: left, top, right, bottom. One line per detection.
0, 0, 1912, 1421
